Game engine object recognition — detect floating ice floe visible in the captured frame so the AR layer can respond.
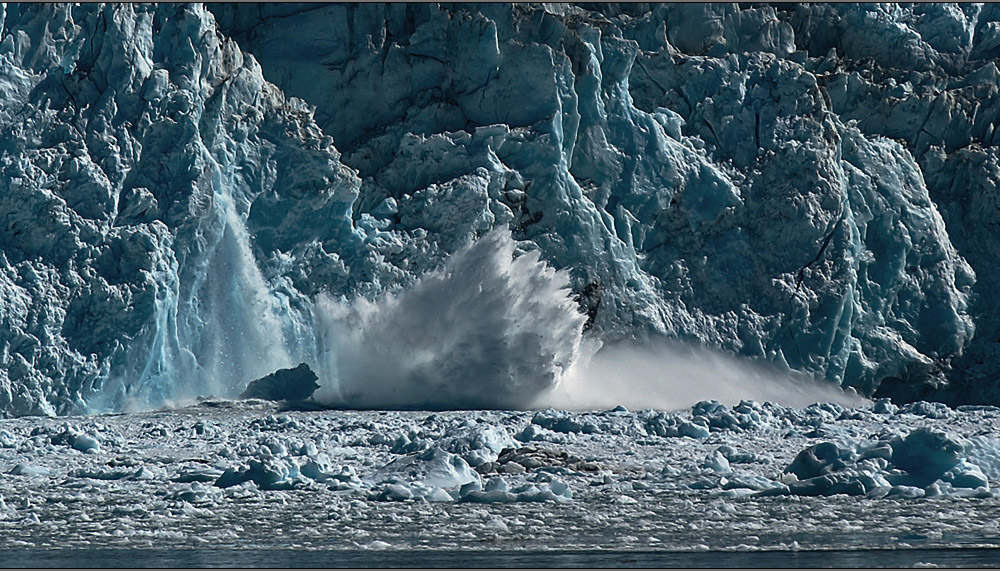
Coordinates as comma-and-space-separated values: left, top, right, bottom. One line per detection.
741, 427, 993, 499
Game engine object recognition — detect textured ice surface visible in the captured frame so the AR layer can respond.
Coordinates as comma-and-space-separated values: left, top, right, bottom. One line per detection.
209, 3, 994, 403
0, 4, 362, 415
0, 3, 999, 415
1, 401, 999, 552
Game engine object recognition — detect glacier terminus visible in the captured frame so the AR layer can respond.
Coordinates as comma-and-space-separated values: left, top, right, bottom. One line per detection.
1, 2, 1000, 566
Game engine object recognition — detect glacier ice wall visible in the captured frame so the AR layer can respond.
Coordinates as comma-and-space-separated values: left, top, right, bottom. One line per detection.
210, 3, 991, 401
0, 4, 368, 415
0, 3, 997, 415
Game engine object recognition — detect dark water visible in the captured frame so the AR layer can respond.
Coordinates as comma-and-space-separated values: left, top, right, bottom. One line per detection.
2, 548, 999, 568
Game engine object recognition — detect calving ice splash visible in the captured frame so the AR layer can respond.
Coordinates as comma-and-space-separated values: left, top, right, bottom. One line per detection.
310, 229, 863, 411
110, 222, 862, 412
313, 228, 585, 409
80, 171, 857, 413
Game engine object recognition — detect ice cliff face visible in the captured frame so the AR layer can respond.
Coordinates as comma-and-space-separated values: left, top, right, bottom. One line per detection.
209, 3, 996, 401
0, 3, 997, 416
0, 3, 367, 415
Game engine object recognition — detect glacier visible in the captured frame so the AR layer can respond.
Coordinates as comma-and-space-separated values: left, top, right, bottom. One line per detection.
0, 3, 999, 416
0, 3, 363, 415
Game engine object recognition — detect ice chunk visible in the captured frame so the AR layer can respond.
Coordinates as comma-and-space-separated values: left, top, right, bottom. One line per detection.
70, 433, 101, 454
492, 446, 600, 474
374, 447, 480, 490
440, 424, 518, 468
69, 468, 147, 481
966, 436, 1000, 480
459, 479, 572, 503
375, 484, 414, 502
240, 364, 320, 402
9, 463, 51, 476
0, 431, 17, 448
785, 442, 851, 480
389, 432, 431, 455
716, 445, 758, 464
215, 457, 305, 490
642, 412, 685, 438
778, 426, 991, 499
785, 471, 888, 497
942, 461, 989, 490
530, 411, 598, 434
702, 450, 732, 474
890, 428, 964, 483
721, 474, 784, 492
886, 485, 926, 499
872, 399, 899, 415
169, 483, 221, 504
898, 402, 954, 420
678, 422, 710, 439
173, 466, 225, 484
300, 455, 361, 489
692, 400, 727, 417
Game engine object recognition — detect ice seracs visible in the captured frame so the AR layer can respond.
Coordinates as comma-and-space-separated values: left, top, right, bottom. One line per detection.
2, 3, 1000, 414
0, 4, 360, 415
209, 3, 991, 403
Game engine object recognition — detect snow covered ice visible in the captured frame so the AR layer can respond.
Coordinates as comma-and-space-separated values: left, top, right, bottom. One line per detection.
2, 2, 1000, 562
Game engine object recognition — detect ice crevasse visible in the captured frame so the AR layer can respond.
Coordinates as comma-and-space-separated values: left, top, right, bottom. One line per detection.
0, 2, 997, 416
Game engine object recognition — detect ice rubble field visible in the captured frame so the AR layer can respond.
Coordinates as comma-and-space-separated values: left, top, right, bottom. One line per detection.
1, 398, 999, 553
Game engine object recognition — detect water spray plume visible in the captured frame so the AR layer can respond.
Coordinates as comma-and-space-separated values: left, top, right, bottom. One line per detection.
315, 228, 586, 409
540, 340, 869, 411
314, 228, 866, 411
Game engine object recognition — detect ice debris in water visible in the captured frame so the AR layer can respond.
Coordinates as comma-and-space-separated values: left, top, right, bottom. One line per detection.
375, 447, 480, 490
1, 397, 1000, 554
240, 363, 320, 402
370, 447, 573, 504
45, 426, 101, 454
769, 427, 992, 499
